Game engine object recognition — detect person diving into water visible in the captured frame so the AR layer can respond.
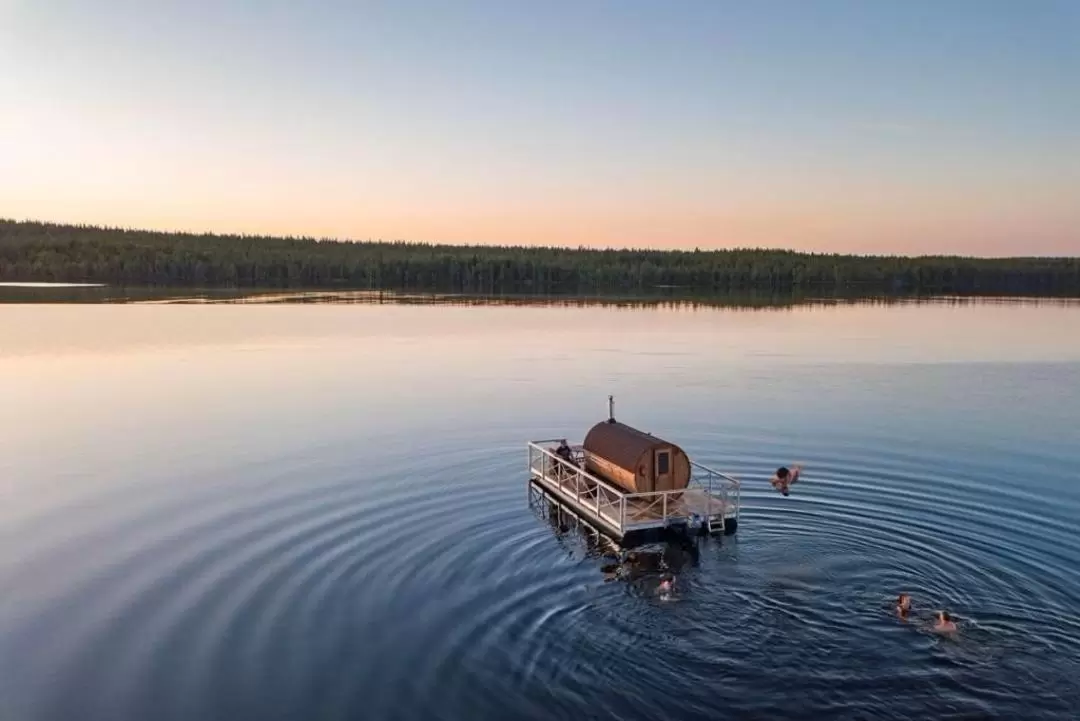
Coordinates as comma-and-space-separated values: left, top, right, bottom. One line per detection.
770, 465, 803, 496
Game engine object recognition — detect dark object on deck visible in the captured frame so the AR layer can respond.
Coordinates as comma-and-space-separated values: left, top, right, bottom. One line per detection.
582, 420, 691, 494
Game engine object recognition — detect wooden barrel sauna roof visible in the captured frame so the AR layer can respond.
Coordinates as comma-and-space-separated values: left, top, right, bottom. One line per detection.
583, 420, 682, 471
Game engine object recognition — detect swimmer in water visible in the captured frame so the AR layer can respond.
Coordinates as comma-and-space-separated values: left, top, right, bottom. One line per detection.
934, 610, 957, 633
770, 465, 802, 496
658, 574, 675, 597
896, 593, 912, 618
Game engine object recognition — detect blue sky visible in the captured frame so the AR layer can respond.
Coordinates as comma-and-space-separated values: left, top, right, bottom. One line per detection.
1, 0, 1077, 254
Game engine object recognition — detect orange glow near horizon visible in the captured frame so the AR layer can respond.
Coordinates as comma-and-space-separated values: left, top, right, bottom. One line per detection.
5, 194, 1077, 256
1, 2, 1077, 257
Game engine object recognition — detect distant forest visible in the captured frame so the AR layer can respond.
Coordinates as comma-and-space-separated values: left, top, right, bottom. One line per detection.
2, 219, 1078, 295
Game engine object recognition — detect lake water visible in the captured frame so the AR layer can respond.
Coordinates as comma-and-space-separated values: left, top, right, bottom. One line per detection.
2, 298, 1079, 720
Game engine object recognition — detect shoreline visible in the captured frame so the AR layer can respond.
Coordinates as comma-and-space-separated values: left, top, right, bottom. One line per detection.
2, 283, 1079, 306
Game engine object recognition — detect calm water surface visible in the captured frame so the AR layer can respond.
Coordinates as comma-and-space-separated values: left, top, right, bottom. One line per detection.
2, 299, 1079, 720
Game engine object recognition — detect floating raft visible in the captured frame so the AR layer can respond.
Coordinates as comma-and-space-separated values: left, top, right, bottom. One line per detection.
527, 399, 741, 540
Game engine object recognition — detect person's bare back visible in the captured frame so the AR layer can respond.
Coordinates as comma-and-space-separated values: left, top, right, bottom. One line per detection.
934, 611, 958, 634
770, 465, 802, 496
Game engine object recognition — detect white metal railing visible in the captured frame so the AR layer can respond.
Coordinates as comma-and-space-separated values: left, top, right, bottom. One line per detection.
528, 441, 624, 530
528, 441, 741, 534
689, 459, 742, 524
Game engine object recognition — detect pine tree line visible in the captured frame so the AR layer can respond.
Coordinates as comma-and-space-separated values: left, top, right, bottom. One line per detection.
2, 219, 1077, 295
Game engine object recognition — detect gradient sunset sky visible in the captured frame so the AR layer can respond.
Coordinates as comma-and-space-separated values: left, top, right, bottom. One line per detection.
1, 1, 1077, 255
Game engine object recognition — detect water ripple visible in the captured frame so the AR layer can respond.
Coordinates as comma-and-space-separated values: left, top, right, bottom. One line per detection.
4, 424, 1080, 721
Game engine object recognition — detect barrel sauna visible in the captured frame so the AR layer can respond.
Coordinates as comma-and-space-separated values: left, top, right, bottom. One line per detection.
582, 420, 691, 494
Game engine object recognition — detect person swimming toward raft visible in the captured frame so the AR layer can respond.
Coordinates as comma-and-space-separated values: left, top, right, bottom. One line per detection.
770, 465, 802, 496
896, 593, 912, 618
933, 610, 957, 634
658, 574, 675, 600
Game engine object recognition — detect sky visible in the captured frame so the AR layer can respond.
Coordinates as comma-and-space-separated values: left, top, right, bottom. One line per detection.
1, 0, 1077, 256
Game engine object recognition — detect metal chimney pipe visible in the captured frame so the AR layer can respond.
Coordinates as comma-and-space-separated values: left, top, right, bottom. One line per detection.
608, 395, 615, 423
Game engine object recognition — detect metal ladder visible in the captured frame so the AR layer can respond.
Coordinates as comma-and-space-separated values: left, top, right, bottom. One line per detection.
707, 514, 724, 535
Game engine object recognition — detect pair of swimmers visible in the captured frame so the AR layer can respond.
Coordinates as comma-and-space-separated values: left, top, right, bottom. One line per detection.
896, 593, 957, 633
768, 469, 958, 635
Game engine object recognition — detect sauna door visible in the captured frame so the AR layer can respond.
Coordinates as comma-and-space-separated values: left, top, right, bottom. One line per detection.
653, 447, 673, 492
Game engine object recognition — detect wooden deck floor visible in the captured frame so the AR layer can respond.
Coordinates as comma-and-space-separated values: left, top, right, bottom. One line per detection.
621, 488, 731, 525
